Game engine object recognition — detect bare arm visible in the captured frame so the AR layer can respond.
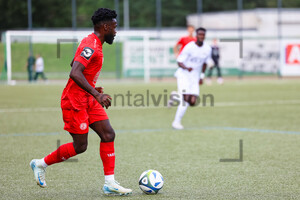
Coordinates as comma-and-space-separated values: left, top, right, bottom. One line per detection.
70, 61, 111, 108
178, 62, 193, 72
173, 44, 180, 58
202, 63, 207, 73
70, 58, 74, 67
199, 63, 207, 85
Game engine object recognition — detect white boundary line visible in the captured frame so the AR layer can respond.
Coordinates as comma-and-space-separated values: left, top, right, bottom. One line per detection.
0, 100, 300, 113
1, 126, 299, 137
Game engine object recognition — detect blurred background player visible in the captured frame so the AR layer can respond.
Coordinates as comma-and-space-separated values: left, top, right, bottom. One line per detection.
29, 8, 132, 196
169, 25, 197, 107
33, 53, 47, 81
26, 53, 35, 82
172, 27, 211, 130
206, 39, 223, 85
173, 25, 196, 58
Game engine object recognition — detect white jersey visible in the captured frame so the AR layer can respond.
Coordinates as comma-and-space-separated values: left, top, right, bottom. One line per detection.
175, 41, 212, 81
35, 57, 44, 72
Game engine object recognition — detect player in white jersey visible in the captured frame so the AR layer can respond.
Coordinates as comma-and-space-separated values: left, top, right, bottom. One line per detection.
172, 27, 211, 130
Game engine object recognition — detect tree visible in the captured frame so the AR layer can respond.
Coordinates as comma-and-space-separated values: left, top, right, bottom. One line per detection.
0, 0, 299, 30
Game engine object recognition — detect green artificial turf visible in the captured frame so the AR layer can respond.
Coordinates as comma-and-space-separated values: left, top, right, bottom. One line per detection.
0, 79, 299, 199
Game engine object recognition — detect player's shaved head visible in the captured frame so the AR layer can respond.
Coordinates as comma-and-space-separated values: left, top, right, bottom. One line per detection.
91, 8, 117, 27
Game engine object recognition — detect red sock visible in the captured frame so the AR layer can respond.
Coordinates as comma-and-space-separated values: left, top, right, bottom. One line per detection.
44, 142, 77, 166
100, 142, 115, 175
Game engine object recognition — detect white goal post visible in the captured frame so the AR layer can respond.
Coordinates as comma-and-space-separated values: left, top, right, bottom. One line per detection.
4, 29, 294, 85
5, 30, 91, 84
4, 30, 165, 84
4, 30, 185, 84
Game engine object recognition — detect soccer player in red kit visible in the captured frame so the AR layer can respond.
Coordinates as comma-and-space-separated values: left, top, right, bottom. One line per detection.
173, 25, 196, 57
30, 8, 132, 196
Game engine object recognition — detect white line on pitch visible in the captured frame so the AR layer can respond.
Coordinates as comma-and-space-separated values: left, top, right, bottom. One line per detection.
0, 99, 299, 113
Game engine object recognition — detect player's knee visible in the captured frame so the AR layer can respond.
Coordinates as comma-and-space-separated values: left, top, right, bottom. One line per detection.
101, 129, 115, 142
74, 142, 88, 154
183, 96, 189, 103
189, 100, 197, 106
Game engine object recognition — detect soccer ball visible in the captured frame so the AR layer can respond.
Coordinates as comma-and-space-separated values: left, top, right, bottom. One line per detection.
139, 169, 164, 194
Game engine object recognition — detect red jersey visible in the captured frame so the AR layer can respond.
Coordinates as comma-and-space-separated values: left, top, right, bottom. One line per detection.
61, 33, 103, 110
177, 36, 196, 53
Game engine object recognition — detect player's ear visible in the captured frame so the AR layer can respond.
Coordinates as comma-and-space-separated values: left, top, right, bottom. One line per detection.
103, 23, 109, 31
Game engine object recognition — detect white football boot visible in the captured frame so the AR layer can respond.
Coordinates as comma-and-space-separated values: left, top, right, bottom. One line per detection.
217, 77, 223, 85
30, 159, 47, 188
172, 121, 184, 130
206, 78, 212, 85
102, 180, 132, 196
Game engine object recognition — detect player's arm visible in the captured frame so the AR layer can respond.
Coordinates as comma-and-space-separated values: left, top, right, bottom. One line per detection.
173, 44, 181, 58
70, 58, 74, 67
177, 44, 192, 71
95, 86, 104, 93
70, 61, 111, 108
174, 38, 183, 58
199, 63, 207, 85
178, 62, 193, 72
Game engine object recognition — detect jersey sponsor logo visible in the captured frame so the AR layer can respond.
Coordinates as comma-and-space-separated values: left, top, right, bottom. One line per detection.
80, 47, 95, 60
80, 123, 88, 130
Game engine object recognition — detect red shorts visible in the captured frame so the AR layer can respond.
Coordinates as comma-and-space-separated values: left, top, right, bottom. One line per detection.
61, 96, 108, 134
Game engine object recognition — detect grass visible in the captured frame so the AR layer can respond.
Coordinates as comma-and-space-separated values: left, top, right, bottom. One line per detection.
0, 79, 299, 199
0, 42, 122, 79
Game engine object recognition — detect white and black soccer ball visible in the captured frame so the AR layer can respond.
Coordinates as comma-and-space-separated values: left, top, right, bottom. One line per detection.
139, 169, 164, 194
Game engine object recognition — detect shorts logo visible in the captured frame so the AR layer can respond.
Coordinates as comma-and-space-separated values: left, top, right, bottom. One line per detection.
80, 123, 88, 130
80, 47, 94, 60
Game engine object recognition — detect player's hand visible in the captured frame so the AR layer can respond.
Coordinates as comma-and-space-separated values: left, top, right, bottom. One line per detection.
199, 79, 204, 85
96, 93, 112, 109
186, 67, 193, 72
95, 86, 104, 94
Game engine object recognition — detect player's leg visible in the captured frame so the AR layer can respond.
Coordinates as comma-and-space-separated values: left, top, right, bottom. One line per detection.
173, 76, 200, 129
30, 107, 89, 188
172, 76, 191, 129
90, 120, 115, 177
41, 72, 47, 81
187, 95, 198, 106
172, 94, 190, 130
44, 133, 87, 165
206, 65, 214, 85
28, 67, 32, 82
216, 63, 223, 84
172, 94, 198, 128
33, 72, 38, 81
90, 120, 132, 195
167, 90, 179, 108
29, 133, 87, 188
207, 66, 214, 78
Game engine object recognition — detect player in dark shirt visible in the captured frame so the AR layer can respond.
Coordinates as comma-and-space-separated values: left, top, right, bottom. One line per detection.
207, 39, 223, 84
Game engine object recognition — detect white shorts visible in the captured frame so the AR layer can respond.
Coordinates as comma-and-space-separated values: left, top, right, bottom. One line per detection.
176, 74, 199, 96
